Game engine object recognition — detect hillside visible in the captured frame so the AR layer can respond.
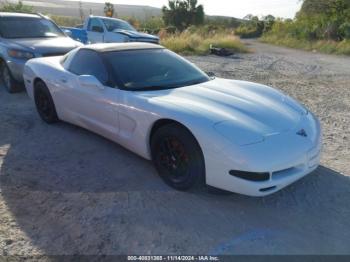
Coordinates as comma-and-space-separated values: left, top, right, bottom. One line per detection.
7, 0, 162, 19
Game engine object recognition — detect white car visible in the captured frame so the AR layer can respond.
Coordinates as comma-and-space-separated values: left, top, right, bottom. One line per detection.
23, 43, 322, 197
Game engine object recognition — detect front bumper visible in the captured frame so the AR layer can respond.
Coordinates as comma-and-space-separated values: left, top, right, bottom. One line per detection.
204, 113, 322, 197
6, 57, 27, 82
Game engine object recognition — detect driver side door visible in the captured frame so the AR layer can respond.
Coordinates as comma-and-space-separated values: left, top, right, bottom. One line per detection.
87, 18, 104, 43
59, 49, 120, 141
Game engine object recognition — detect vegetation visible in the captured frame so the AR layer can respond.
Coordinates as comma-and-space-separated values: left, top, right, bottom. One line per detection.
0, 0, 248, 56
138, 16, 165, 34
261, 0, 350, 55
235, 15, 275, 38
50, 15, 81, 27
160, 28, 248, 55
205, 16, 242, 29
0, 0, 33, 13
261, 35, 350, 55
104, 2, 115, 18
162, 0, 205, 31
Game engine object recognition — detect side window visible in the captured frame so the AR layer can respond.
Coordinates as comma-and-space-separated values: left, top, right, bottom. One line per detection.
62, 48, 79, 68
68, 50, 109, 85
87, 18, 104, 32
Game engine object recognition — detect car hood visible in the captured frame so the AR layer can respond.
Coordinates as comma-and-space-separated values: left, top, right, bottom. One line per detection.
147, 78, 307, 136
113, 29, 159, 41
7, 37, 81, 55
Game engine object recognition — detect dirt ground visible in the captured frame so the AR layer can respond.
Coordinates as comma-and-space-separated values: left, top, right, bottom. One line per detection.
0, 40, 349, 256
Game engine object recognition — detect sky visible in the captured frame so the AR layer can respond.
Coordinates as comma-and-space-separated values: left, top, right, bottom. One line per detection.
66, 0, 303, 19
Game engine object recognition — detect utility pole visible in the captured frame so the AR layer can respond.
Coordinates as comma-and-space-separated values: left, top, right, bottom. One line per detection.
78, 0, 84, 23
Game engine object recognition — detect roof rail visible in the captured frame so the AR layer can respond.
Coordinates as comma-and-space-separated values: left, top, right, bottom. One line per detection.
0, 11, 49, 18
35, 12, 49, 19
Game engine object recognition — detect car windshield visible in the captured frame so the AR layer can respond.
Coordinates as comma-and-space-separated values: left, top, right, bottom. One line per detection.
103, 49, 211, 91
102, 18, 136, 32
0, 17, 64, 38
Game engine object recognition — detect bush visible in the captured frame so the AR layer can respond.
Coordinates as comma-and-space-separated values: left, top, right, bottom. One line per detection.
0, 0, 33, 13
161, 31, 248, 55
340, 22, 350, 40
49, 15, 81, 27
261, 34, 350, 56
165, 26, 177, 34
139, 16, 165, 34
260, 0, 350, 55
235, 15, 275, 38
235, 25, 262, 38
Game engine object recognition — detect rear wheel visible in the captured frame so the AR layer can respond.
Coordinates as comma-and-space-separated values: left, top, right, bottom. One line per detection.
34, 81, 59, 124
1, 61, 19, 93
151, 123, 205, 191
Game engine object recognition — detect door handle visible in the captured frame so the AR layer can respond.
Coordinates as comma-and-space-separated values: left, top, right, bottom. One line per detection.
60, 78, 67, 83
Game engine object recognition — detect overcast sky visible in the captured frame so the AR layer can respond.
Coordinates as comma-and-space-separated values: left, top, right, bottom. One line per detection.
66, 0, 302, 18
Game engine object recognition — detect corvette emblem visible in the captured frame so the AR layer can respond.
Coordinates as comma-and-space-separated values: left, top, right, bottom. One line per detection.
297, 129, 308, 137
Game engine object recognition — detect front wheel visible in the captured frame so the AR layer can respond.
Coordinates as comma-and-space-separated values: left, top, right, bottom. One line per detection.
1, 61, 19, 93
34, 81, 59, 124
151, 123, 205, 191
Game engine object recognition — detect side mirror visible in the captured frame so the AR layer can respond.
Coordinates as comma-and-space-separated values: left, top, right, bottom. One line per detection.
63, 29, 72, 37
78, 75, 104, 90
206, 71, 216, 78
92, 26, 104, 33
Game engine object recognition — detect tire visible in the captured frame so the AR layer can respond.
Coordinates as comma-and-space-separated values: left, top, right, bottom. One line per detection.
34, 80, 59, 124
151, 123, 205, 191
1, 61, 19, 93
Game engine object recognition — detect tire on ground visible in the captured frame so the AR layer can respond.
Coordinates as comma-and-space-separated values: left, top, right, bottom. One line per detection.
0, 61, 21, 93
34, 80, 59, 124
151, 123, 205, 191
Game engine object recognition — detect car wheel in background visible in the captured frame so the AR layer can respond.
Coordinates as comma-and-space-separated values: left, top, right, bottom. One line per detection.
34, 80, 59, 124
151, 123, 205, 191
1, 61, 19, 93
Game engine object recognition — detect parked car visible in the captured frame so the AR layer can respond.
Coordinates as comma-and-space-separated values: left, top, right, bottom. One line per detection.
0, 12, 82, 93
64, 16, 159, 44
23, 43, 322, 197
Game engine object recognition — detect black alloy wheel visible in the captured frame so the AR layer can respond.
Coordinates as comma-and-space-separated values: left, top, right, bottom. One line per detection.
151, 123, 205, 191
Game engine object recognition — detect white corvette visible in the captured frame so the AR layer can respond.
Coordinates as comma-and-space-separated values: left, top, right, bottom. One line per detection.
23, 43, 322, 196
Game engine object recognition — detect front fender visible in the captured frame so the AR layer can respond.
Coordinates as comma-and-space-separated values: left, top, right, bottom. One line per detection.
23, 62, 36, 99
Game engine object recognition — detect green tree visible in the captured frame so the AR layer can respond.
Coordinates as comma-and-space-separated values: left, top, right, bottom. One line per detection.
297, 0, 350, 40
104, 2, 115, 17
263, 0, 350, 42
262, 15, 275, 32
299, 0, 350, 17
0, 0, 33, 13
235, 14, 266, 38
162, 0, 205, 31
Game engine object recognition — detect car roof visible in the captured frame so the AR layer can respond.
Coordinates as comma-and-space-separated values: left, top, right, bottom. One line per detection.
81, 43, 164, 53
0, 12, 41, 19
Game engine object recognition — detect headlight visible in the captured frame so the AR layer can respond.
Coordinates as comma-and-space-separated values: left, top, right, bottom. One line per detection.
214, 121, 265, 146
8, 49, 35, 60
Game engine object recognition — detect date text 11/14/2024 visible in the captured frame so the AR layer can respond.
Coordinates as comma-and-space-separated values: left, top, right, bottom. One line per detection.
127, 256, 220, 261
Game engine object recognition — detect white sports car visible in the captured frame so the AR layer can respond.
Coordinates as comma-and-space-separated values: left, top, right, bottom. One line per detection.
23, 43, 322, 197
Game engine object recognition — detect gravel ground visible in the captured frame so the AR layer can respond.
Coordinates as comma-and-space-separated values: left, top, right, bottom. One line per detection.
0, 40, 349, 256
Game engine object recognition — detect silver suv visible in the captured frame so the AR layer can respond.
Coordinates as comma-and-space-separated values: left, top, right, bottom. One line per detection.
0, 12, 82, 93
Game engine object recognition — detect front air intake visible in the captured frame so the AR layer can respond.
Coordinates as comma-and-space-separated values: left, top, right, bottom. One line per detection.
229, 170, 270, 182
